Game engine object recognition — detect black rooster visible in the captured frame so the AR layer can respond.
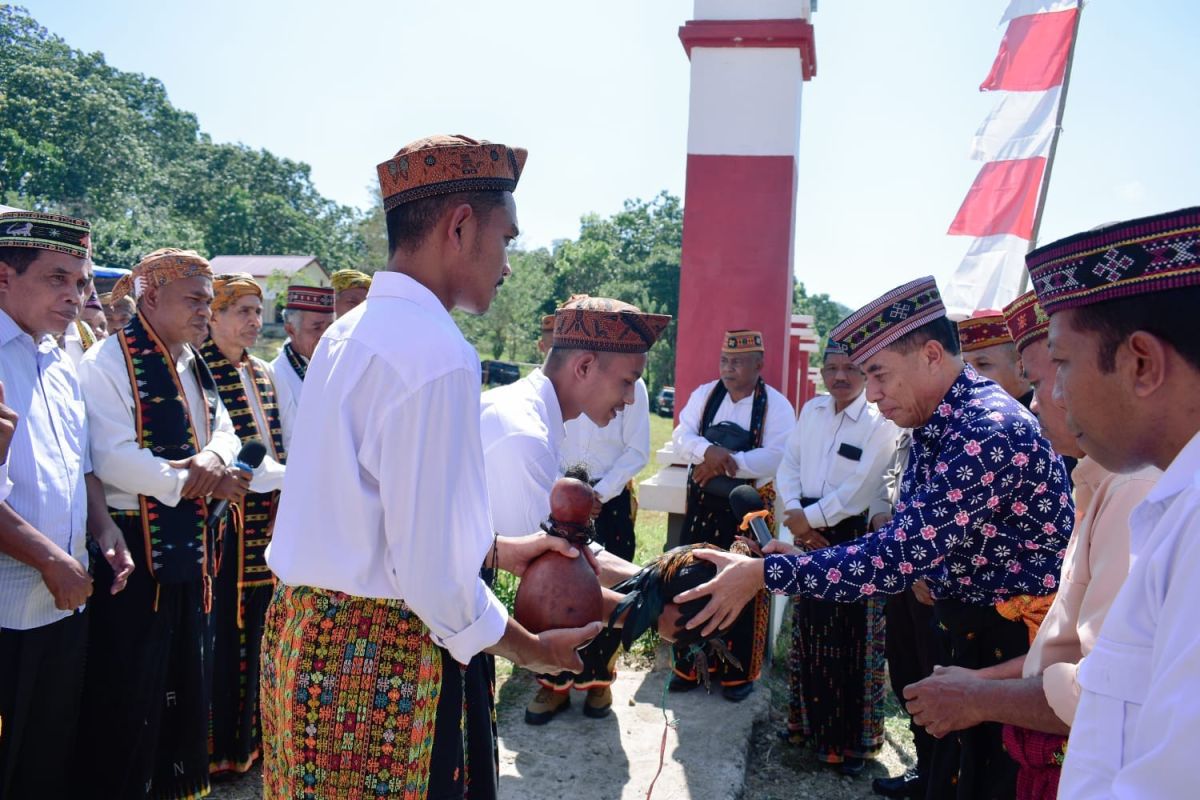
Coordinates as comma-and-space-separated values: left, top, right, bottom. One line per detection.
608, 541, 754, 691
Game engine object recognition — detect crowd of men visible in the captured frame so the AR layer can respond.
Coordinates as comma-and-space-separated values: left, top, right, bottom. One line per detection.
0, 133, 1196, 800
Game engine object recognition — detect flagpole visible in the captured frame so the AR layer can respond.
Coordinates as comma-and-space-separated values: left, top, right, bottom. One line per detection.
1019, 2, 1084, 293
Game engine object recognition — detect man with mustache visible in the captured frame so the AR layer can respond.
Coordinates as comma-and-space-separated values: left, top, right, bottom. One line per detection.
0, 211, 133, 800
775, 339, 900, 775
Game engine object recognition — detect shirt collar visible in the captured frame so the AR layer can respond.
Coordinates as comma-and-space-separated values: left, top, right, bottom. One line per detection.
840, 389, 869, 421
526, 367, 565, 445
0, 308, 57, 355
366, 270, 451, 321
1145, 429, 1200, 505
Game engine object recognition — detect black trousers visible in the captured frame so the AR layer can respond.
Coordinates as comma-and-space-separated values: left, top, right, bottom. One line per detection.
0, 611, 88, 800
885, 587, 937, 780
75, 513, 213, 800
925, 599, 1028, 800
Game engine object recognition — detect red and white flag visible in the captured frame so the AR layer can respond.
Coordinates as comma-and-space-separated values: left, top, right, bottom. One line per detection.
943, 1, 1081, 315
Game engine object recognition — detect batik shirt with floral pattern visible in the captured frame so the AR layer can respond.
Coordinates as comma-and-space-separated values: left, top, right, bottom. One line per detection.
765, 365, 1073, 606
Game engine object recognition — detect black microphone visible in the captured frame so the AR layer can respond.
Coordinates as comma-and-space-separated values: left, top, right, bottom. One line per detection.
207, 440, 267, 527
729, 484, 774, 550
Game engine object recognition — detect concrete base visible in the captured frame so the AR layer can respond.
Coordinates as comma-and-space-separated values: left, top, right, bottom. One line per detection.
498, 666, 769, 800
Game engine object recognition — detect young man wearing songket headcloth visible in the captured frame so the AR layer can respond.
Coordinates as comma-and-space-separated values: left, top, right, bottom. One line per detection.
678, 276, 1074, 799
903, 290, 1158, 800
481, 296, 666, 724
0, 211, 134, 800
1012, 207, 1200, 798
329, 267, 372, 318
76, 248, 250, 800
270, 285, 333, 450
958, 311, 1033, 407
775, 339, 899, 775
669, 330, 794, 702
198, 272, 288, 776
261, 136, 602, 800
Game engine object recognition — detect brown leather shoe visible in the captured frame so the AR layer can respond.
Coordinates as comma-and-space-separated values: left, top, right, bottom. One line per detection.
583, 685, 613, 719
524, 687, 570, 725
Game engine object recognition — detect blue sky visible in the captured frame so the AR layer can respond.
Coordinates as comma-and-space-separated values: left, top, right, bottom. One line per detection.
23, 0, 1200, 308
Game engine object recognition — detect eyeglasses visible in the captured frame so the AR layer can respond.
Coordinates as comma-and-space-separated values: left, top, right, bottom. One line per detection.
720, 356, 758, 369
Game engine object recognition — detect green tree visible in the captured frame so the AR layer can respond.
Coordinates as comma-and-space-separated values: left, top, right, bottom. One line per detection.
0, 6, 366, 270
793, 281, 852, 366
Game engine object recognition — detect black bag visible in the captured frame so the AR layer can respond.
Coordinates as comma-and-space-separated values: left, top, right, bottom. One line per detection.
697, 421, 754, 499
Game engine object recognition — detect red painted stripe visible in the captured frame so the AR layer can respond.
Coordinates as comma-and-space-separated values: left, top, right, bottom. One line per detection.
678, 18, 817, 80
980, 8, 1077, 92
675, 154, 798, 423
948, 157, 1046, 239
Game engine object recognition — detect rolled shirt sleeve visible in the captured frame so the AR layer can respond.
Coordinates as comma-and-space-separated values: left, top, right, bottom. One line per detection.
0, 461, 11, 503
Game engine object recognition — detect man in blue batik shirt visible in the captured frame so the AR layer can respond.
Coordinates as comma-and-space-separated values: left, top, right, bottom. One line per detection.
677, 276, 1073, 800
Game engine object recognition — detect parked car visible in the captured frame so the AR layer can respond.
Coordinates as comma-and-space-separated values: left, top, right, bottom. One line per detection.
481, 360, 521, 386
654, 386, 675, 417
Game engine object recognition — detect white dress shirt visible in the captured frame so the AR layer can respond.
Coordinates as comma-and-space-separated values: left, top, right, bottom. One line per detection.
1059, 430, 1199, 798
776, 391, 899, 528
236, 357, 285, 495
560, 378, 650, 503
480, 369, 564, 537
266, 272, 507, 666
78, 333, 241, 510
0, 309, 91, 630
269, 346, 302, 452
671, 378, 795, 487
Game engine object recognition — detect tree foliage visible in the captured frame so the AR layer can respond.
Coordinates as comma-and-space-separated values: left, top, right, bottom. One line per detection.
0, 6, 366, 269
2, 6, 855, 390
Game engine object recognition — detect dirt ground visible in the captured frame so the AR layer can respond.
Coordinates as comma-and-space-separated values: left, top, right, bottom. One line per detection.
210, 648, 918, 800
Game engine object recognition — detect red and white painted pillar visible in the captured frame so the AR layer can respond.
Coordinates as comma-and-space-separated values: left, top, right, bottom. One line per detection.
673, 0, 817, 418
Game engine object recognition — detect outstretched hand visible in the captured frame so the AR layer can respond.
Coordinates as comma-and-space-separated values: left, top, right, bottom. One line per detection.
522, 621, 604, 675
671, 548, 765, 637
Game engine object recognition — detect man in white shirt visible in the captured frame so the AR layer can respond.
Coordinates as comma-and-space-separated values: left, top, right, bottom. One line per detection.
1025, 207, 1200, 798
0, 211, 133, 800
198, 272, 288, 776
76, 248, 248, 800
775, 340, 899, 775
262, 135, 602, 800
670, 329, 795, 701
270, 285, 334, 451
481, 296, 667, 724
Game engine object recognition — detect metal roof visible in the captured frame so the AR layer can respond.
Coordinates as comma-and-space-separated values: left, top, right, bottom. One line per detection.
208, 255, 326, 279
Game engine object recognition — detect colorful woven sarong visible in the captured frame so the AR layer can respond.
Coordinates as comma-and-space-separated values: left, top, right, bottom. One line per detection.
260, 584, 497, 799
786, 512, 886, 764
1002, 724, 1067, 800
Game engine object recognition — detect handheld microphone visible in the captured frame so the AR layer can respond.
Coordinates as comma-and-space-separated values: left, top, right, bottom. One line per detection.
207, 440, 267, 526
729, 484, 774, 550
